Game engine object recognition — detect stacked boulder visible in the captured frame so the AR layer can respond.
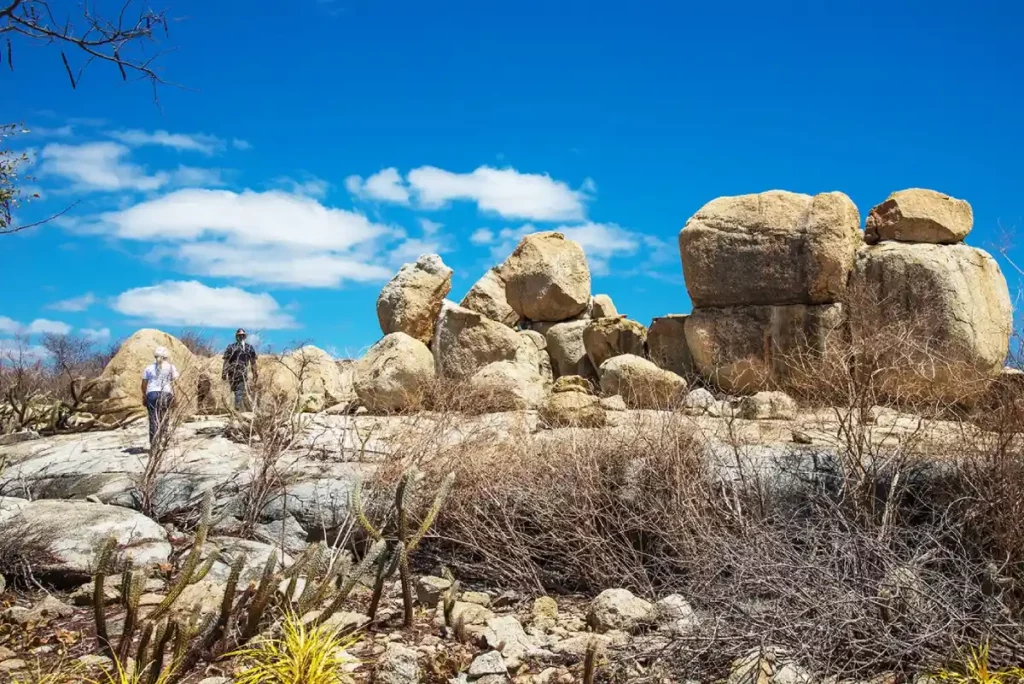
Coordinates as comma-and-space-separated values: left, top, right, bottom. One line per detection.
850, 189, 1012, 401
678, 190, 861, 393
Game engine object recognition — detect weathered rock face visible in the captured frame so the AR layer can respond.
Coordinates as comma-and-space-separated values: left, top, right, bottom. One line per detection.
258, 346, 353, 412
467, 361, 548, 411
583, 317, 648, 370
539, 391, 605, 428
599, 354, 687, 409
0, 499, 170, 581
647, 315, 693, 378
848, 243, 1012, 400
353, 333, 435, 413
591, 294, 618, 318
517, 330, 554, 383
79, 329, 198, 427
503, 232, 592, 322
377, 254, 453, 344
680, 191, 861, 308
460, 267, 520, 328
738, 391, 798, 420
433, 302, 524, 380
552, 375, 594, 394
865, 189, 973, 245
685, 304, 844, 394
542, 319, 597, 380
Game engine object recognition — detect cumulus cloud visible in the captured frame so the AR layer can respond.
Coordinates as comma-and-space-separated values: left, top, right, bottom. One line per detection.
419, 218, 443, 236
108, 129, 226, 155
113, 281, 296, 329
470, 228, 494, 245
39, 142, 168, 192
80, 327, 112, 343
407, 166, 588, 221
47, 293, 97, 312
0, 316, 72, 335
346, 168, 410, 204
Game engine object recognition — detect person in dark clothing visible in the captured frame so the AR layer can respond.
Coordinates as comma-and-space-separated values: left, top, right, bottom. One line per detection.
222, 328, 258, 410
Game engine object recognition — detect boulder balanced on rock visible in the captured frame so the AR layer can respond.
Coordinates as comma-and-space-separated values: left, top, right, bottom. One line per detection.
353, 333, 435, 413
377, 254, 453, 344
503, 232, 592, 322
865, 188, 973, 245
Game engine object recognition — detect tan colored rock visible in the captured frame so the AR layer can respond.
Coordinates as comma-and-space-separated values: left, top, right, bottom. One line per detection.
685, 304, 844, 394
865, 189, 972, 245
377, 254, 453, 344
552, 375, 594, 394
503, 232, 591, 321
848, 243, 1012, 401
353, 333, 435, 413
539, 391, 605, 428
680, 190, 861, 307
541, 319, 598, 380
737, 391, 798, 420
79, 329, 199, 427
517, 330, 554, 383
461, 267, 520, 327
647, 315, 693, 377
599, 354, 687, 409
257, 345, 352, 412
591, 294, 618, 318
433, 302, 524, 380
583, 317, 648, 370
467, 361, 548, 410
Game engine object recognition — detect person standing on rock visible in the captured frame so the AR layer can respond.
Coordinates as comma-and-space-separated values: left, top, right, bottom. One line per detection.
141, 346, 179, 449
222, 328, 259, 410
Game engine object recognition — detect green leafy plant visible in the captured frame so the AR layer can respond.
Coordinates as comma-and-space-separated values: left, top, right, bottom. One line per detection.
231, 610, 361, 684
932, 641, 1024, 684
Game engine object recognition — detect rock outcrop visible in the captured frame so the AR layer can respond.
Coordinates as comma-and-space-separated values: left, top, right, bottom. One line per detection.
679, 190, 861, 308
540, 319, 597, 381
433, 302, 524, 380
848, 242, 1012, 400
353, 333, 435, 413
377, 254, 453, 344
591, 294, 618, 318
503, 232, 592, 322
865, 188, 973, 245
461, 267, 520, 328
468, 361, 548, 411
647, 315, 692, 378
599, 354, 687, 409
583, 317, 648, 370
258, 345, 353, 412
539, 382, 605, 428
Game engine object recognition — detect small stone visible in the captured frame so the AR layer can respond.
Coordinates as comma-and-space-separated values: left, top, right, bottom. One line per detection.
475, 676, 508, 684
598, 395, 627, 412
532, 596, 558, 620
484, 615, 542, 668
0, 659, 27, 672
77, 654, 114, 669
138, 593, 165, 607
683, 388, 716, 413
320, 611, 370, 633
0, 647, 15, 661
469, 650, 507, 676
791, 430, 813, 445
197, 678, 231, 684
374, 643, 421, 684
415, 575, 452, 607
587, 588, 655, 633
492, 591, 519, 608
461, 591, 491, 607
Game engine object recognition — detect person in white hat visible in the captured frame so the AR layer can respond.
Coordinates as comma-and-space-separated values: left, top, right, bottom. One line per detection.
141, 345, 180, 448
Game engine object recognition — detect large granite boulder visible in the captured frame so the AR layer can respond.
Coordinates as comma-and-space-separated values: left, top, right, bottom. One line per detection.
685, 304, 844, 394
865, 189, 973, 245
541, 319, 597, 380
517, 330, 554, 383
460, 267, 520, 328
78, 329, 198, 427
848, 243, 1012, 401
433, 302, 523, 380
647, 315, 693, 377
377, 254, 453, 344
258, 345, 352, 412
679, 190, 861, 308
599, 354, 687, 409
467, 361, 548, 411
591, 294, 618, 318
503, 232, 591, 322
583, 317, 648, 370
353, 333, 435, 413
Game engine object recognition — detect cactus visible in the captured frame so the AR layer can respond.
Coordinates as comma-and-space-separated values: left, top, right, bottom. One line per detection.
353, 469, 455, 627
148, 491, 215, 622
93, 536, 119, 658
583, 637, 600, 684
441, 567, 460, 629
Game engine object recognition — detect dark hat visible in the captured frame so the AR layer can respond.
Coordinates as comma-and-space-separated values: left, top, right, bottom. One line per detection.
236, 328, 247, 336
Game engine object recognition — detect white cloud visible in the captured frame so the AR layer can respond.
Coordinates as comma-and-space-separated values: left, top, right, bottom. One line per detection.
47, 293, 97, 312
108, 129, 225, 155
26, 124, 74, 138
80, 327, 112, 343
0, 339, 50, 363
419, 218, 443, 236
39, 142, 167, 192
169, 166, 228, 187
0, 316, 72, 335
407, 166, 588, 221
470, 228, 494, 245
346, 168, 410, 204
274, 175, 330, 199
113, 281, 296, 329
232, 138, 252, 151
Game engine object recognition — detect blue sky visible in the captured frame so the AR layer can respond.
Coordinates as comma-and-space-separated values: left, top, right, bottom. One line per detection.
4, 0, 1024, 358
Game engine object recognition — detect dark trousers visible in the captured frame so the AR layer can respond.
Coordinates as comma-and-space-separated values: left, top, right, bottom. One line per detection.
231, 378, 249, 410
145, 391, 173, 446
